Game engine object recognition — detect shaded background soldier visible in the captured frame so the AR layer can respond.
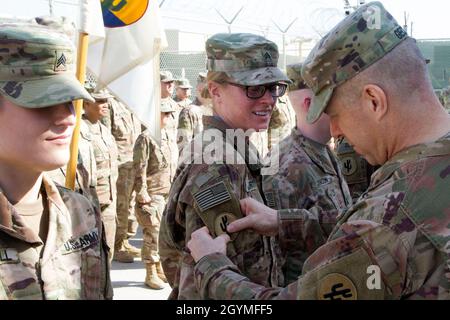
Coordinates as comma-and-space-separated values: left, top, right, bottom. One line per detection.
187, 1, 450, 300
133, 100, 178, 290
263, 63, 352, 285
177, 71, 213, 152
159, 32, 291, 299
174, 78, 193, 109
101, 92, 142, 262
0, 21, 111, 299
83, 87, 119, 264
267, 95, 296, 150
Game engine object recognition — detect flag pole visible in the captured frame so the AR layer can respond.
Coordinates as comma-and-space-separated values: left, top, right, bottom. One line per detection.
65, 0, 91, 189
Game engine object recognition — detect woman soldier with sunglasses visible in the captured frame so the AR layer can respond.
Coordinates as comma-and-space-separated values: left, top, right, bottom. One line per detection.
159, 33, 291, 299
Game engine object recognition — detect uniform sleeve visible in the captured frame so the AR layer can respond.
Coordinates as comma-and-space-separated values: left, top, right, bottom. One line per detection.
193, 221, 407, 300
277, 206, 339, 256
133, 135, 150, 203
177, 108, 194, 151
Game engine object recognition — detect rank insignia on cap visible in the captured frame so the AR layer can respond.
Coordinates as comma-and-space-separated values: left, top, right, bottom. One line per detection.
214, 212, 238, 240
318, 273, 357, 300
54, 52, 67, 72
193, 181, 232, 212
263, 51, 274, 66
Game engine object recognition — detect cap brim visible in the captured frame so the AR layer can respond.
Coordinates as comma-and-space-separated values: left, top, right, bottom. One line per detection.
161, 79, 174, 82
179, 86, 192, 89
307, 86, 334, 124
0, 74, 94, 108
227, 67, 291, 86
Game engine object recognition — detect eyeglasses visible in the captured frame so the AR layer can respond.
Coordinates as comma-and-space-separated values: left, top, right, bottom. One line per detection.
225, 82, 287, 99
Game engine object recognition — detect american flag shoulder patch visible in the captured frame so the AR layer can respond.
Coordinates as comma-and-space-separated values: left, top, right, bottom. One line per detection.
193, 181, 232, 212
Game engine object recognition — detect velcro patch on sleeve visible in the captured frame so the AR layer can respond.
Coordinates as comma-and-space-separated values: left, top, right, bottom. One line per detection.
193, 181, 231, 212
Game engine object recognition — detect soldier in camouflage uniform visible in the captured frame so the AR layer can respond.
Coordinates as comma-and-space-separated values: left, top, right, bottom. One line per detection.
133, 102, 178, 290
0, 22, 112, 299
160, 71, 180, 147
174, 78, 193, 110
335, 137, 379, 202
83, 88, 119, 264
177, 72, 213, 152
263, 63, 352, 285
187, 2, 450, 300
159, 33, 291, 299
101, 94, 142, 262
47, 120, 100, 211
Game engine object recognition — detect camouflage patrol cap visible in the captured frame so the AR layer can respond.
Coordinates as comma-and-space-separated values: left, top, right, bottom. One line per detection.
160, 70, 174, 82
205, 33, 291, 85
302, 1, 409, 123
84, 83, 114, 101
175, 78, 192, 89
197, 72, 207, 84
0, 22, 94, 108
160, 99, 176, 113
286, 63, 308, 91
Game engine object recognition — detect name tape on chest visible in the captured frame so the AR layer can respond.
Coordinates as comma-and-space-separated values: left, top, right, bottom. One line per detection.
61, 228, 99, 255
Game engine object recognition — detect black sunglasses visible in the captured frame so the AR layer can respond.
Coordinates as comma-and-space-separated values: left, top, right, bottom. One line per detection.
225, 82, 287, 99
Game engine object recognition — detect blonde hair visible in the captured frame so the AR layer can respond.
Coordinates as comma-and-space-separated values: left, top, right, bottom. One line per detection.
201, 71, 231, 99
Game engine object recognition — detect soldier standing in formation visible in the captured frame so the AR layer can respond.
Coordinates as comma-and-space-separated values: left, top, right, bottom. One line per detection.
174, 78, 193, 109
177, 72, 213, 152
159, 32, 291, 299
187, 2, 450, 300
101, 95, 142, 262
82, 88, 119, 264
263, 63, 352, 285
0, 22, 112, 299
133, 102, 178, 290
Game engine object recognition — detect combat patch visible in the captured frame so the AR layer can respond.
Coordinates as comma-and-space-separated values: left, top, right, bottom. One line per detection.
214, 212, 237, 240
318, 273, 357, 300
61, 228, 99, 254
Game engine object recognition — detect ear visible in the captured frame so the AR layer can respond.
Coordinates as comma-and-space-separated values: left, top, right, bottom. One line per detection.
208, 81, 222, 101
361, 84, 388, 122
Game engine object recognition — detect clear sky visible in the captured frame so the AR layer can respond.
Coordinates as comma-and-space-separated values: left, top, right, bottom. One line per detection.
1, 0, 449, 40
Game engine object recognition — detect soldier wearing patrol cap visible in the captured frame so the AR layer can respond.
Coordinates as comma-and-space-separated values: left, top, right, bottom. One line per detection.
187, 1, 450, 300
263, 62, 352, 285
159, 32, 291, 299
133, 100, 178, 290
174, 78, 193, 109
83, 86, 119, 264
0, 22, 112, 299
177, 72, 213, 153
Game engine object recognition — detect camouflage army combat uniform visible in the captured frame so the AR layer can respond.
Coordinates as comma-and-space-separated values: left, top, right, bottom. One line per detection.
83, 113, 119, 262
0, 176, 112, 299
174, 78, 193, 110
133, 103, 178, 289
159, 116, 283, 298
335, 138, 380, 201
159, 33, 291, 299
101, 97, 142, 259
263, 128, 352, 285
177, 102, 213, 152
0, 22, 112, 299
190, 2, 450, 300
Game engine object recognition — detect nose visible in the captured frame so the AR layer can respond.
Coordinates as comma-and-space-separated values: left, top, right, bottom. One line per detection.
52, 103, 76, 127
259, 89, 276, 106
329, 118, 343, 140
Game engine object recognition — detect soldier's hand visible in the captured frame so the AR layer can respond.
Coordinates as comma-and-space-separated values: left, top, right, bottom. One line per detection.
187, 227, 230, 263
226, 198, 279, 236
